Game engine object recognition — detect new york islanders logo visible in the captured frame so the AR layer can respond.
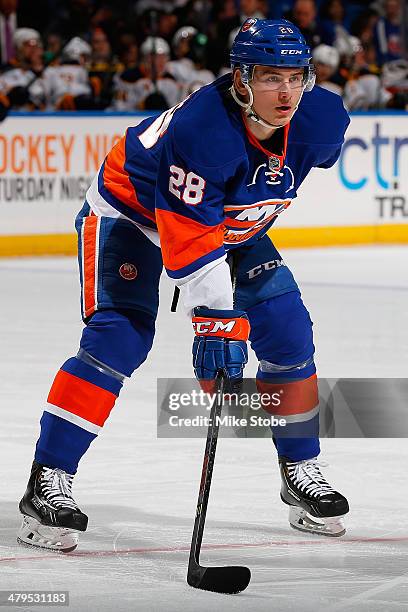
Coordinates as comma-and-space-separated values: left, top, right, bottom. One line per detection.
119, 263, 137, 280
242, 18, 257, 32
223, 199, 292, 244
268, 156, 281, 173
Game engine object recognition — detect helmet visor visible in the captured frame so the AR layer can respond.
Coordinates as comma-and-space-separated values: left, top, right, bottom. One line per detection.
250, 66, 306, 91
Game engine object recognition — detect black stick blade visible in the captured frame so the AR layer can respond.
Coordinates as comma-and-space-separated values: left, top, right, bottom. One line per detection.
187, 565, 251, 594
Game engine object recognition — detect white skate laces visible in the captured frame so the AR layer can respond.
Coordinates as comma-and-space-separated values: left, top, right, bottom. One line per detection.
286, 458, 335, 499
39, 467, 78, 510
281, 457, 348, 537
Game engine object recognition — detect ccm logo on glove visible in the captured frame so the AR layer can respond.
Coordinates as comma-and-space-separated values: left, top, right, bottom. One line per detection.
191, 307, 250, 391
192, 317, 250, 340
193, 317, 249, 340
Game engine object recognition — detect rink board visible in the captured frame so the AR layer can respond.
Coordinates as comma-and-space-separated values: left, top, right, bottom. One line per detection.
0, 110, 407, 256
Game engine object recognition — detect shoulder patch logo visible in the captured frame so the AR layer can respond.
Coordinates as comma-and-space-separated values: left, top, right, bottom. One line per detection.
119, 263, 138, 280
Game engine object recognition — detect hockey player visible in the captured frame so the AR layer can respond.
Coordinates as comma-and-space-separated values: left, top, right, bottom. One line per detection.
0, 28, 45, 111
18, 19, 350, 552
113, 37, 181, 111
42, 37, 93, 111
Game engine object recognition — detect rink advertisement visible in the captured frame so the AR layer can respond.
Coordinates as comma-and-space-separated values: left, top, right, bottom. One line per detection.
0, 111, 407, 255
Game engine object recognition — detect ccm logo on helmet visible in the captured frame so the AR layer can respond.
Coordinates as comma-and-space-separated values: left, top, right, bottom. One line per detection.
193, 320, 236, 335
281, 49, 303, 54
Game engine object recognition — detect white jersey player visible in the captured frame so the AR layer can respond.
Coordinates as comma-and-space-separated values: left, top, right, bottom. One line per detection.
0, 28, 46, 109
113, 37, 181, 111
43, 37, 92, 110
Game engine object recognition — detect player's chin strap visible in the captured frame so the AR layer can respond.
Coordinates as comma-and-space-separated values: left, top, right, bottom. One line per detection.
229, 83, 286, 130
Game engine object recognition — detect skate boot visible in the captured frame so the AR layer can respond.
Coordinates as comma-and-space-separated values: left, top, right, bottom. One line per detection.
17, 461, 88, 552
279, 456, 349, 537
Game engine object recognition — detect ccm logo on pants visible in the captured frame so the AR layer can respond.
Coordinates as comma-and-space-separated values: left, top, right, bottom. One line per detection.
247, 259, 286, 279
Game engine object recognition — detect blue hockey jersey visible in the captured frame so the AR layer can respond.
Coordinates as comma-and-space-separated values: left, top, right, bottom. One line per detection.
86, 74, 349, 283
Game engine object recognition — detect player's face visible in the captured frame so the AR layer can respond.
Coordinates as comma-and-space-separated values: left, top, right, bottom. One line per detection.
249, 66, 305, 127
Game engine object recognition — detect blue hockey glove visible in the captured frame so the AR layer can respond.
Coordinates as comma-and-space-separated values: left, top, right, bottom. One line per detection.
192, 307, 250, 392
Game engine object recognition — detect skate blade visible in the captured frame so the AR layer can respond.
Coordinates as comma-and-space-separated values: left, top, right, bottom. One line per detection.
289, 507, 346, 537
17, 515, 79, 553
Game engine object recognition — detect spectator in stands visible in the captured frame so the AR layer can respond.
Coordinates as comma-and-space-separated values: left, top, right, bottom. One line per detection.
312, 43, 342, 95
111, 35, 142, 105
117, 40, 139, 72
291, 0, 324, 48
156, 9, 178, 42
210, 0, 239, 42
374, 0, 402, 65
318, 0, 350, 47
88, 27, 122, 108
0, 0, 18, 67
239, 0, 267, 22
47, 0, 94, 41
0, 28, 45, 110
350, 8, 379, 47
43, 32, 63, 66
91, 26, 112, 64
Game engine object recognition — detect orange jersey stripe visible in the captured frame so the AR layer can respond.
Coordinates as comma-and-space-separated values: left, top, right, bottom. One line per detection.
103, 134, 156, 223
257, 374, 318, 416
156, 208, 224, 271
82, 215, 99, 318
48, 370, 116, 427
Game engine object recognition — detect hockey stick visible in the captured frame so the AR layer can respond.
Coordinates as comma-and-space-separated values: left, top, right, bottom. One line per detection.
187, 372, 251, 594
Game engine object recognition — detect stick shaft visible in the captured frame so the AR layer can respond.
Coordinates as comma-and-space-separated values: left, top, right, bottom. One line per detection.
189, 375, 224, 565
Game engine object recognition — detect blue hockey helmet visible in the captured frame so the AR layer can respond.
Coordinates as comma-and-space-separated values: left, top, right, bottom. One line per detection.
230, 18, 315, 91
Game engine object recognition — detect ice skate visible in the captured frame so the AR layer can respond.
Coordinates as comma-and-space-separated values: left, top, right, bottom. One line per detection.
17, 461, 88, 553
279, 456, 349, 537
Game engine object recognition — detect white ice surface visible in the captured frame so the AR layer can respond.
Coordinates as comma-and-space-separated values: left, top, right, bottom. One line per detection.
1, 246, 408, 612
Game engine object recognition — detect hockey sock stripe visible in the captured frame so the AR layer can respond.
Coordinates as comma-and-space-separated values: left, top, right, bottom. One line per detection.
257, 373, 318, 417
61, 356, 123, 395
44, 405, 101, 435
35, 412, 97, 474
47, 369, 117, 427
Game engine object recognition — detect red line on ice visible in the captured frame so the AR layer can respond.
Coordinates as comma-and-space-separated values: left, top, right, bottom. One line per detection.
2, 535, 408, 563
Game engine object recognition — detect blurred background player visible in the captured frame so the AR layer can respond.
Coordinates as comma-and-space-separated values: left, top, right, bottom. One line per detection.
0, 27, 45, 111
1, 2, 405, 119
166, 25, 198, 85
42, 37, 93, 110
18, 18, 351, 552
113, 36, 181, 111
312, 43, 342, 94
